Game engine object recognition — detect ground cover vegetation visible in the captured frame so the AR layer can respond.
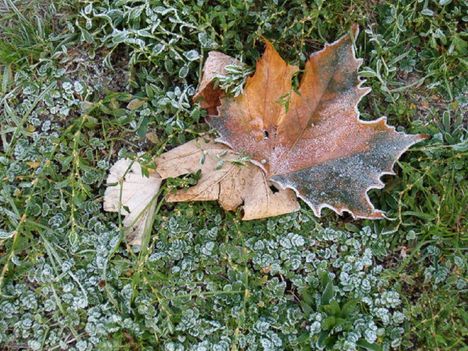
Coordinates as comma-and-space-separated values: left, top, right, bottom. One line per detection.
0, 0, 466, 350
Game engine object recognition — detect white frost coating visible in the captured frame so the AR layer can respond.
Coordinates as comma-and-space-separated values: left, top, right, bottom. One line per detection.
295, 27, 423, 219
271, 119, 424, 219
104, 159, 162, 245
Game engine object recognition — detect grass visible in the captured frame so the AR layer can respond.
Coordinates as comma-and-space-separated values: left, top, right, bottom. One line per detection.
0, 0, 466, 350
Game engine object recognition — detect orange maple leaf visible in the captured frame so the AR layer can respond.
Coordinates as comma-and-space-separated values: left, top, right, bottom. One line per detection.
195, 26, 427, 219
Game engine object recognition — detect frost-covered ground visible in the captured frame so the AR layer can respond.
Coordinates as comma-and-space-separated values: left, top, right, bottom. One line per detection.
0, 1, 466, 350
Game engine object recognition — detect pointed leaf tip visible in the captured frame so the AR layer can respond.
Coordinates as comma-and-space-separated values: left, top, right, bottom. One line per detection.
350, 23, 359, 39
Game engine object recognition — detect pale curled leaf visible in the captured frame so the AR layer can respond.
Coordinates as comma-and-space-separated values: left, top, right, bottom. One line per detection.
104, 159, 161, 245
155, 138, 300, 220
198, 26, 427, 219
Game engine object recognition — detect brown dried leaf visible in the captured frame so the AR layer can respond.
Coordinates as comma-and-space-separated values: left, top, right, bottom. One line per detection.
156, 138, 299, 220
193, 51, 242, 115
197, 26, 427, 219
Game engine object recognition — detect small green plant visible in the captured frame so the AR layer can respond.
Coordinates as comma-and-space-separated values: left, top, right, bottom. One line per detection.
213, 63, 254, 97
298, 272, 365, 350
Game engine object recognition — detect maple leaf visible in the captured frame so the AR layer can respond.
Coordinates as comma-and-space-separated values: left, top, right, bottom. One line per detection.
195, 26, 427, 219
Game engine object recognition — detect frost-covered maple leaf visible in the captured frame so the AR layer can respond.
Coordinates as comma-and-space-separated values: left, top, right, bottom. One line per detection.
195, 26, 426, 219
